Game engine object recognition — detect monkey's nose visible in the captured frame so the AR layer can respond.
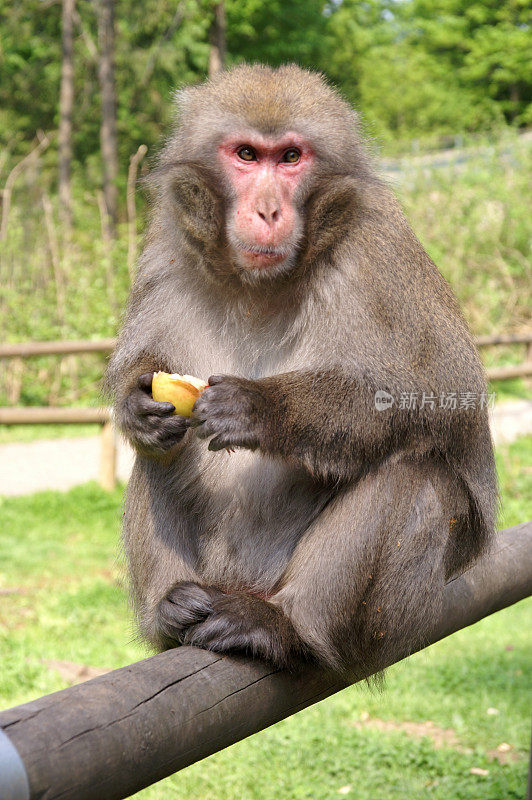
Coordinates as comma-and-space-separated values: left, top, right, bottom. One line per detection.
256, 205, 280, 227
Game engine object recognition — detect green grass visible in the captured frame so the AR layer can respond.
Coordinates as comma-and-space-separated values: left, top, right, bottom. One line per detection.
495, 436, 532, 529
490, 378, 532, 404
0, 437, 531, 799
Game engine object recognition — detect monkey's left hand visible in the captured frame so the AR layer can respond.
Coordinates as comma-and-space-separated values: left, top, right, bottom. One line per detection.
192, 375, 271, 452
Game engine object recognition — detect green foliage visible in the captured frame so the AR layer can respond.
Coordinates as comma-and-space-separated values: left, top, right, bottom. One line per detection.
392, 134, 532, 335
113, 0, 211, 164
401, 0, 532, 125
1, 0, 531, 165
0, 1, 61, 152
357, 44, 501, 143
496, 436, 532, 527
0, 175, 131, 407
324, 0, 531, 141
227, 0, 327, 69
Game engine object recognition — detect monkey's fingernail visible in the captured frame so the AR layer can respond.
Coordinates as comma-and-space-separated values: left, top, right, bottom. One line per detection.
138, 373, 154, 390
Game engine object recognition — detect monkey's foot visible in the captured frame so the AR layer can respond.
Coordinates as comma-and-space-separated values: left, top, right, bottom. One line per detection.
157, 582, 223, 648
157, 582, 303, 669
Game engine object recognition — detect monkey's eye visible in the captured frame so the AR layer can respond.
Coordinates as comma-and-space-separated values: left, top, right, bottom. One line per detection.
237, 146, 257, 162
281, 148, 301, 164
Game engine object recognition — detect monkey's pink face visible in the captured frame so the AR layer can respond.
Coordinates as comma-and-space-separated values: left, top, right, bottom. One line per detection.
218, 133, 314, 275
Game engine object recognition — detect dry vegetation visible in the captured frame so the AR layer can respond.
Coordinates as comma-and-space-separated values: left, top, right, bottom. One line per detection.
0, 133, 530, 408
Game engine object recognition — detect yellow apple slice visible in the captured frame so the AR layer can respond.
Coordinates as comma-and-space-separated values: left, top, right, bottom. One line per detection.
151, 372, 208, 417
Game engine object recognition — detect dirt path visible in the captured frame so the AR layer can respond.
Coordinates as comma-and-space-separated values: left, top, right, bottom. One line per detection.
0, 400, 530, 496
0, 435, 134, 496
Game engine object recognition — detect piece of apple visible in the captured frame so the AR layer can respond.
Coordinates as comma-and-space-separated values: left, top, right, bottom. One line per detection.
151, 372, 208, 417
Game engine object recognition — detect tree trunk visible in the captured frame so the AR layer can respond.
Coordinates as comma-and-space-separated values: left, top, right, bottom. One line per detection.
58, 0, 75, 231
96, 0, 118, 238
208, 1, 226, 77
510, 83, 520, 121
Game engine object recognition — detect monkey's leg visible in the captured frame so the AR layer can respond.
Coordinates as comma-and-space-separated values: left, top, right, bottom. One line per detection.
123, 456, 206, 650
156, 581, 306, 669
129, 457, 304, 666
146, 455, 469, 673
272, 456, 471, 676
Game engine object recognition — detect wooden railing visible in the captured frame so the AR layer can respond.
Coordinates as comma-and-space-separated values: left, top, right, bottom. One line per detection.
0, 339, 116, 357
0, 340, 116, 490
476, 332, 532, 378
0, 333, 531, 491
1, 332, 531, 374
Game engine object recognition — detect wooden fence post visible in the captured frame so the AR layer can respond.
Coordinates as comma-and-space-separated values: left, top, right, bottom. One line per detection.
99, 419, 117, 491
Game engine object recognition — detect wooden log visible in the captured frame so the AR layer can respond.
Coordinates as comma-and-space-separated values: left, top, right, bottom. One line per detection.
0, 521, 530, 800
0, 407, 110, 424
0, 339, 116, 358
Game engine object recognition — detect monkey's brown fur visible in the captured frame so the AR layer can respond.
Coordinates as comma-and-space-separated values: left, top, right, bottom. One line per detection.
106, 64, 497, 677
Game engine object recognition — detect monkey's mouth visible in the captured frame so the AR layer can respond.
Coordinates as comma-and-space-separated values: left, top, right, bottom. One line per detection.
233, 241, 290, 269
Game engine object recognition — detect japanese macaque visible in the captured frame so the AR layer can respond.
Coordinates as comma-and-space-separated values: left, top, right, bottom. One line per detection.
105, 64, 497, 677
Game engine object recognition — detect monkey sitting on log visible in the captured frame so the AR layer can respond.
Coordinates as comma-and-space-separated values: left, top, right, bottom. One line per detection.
105, 64, 497, 677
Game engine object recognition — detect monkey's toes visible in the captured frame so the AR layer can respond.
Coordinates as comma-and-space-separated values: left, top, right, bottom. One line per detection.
182, 595, 302, 668
157, 581, 223, 647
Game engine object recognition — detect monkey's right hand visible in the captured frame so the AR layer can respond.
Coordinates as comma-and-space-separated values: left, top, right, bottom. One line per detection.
118, 373, 190, 456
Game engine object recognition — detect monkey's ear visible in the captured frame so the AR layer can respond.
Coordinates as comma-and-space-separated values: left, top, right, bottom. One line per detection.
303, 176, 358, 264
170, 164, 223, 245
149, 162, 223, 245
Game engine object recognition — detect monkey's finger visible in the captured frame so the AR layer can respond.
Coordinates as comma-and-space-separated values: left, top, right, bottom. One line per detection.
193, 414, 236, 440
152, 419, 191, 443
138, 373, 155, 392
125, 392, 171, 420
164, 582, 215, 622
137, 395, 176, 416
188, 407, 206, 426
194, 421, 215, 440
182, 616, 223, 648
207, 375, 228, 386
190, 391, 216, 421
208, 435, 234, 451
152, 423, 190, 450
159, 415, 191, 432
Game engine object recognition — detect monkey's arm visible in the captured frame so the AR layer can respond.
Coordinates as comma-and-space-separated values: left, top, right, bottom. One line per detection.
193, 364, 484, 481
